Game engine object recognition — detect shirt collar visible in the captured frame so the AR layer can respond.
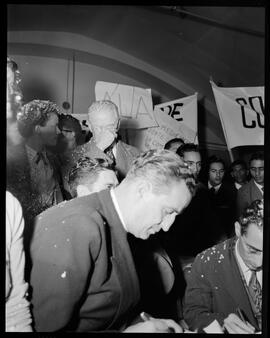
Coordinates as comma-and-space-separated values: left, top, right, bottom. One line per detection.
110, 188, 127, 232
208, 182, 221, 191
253, 180, 264, 194
235, 182, 242, 190
235, 238, 262, 287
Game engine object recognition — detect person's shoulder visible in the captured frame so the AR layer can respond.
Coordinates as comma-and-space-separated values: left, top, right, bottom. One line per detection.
238, 180, 252, 194
32, 195, 105, 246
118, 141, 140, 160
194, 239, 231, 268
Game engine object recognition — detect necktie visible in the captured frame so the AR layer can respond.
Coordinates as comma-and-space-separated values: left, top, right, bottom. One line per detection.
248, 270, 262, 326
209, 187, 216, 195
35, 151, 49, 165
105, 145, 116, 165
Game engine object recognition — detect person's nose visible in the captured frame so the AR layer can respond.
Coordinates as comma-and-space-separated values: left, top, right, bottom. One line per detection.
162, 214, 177, 232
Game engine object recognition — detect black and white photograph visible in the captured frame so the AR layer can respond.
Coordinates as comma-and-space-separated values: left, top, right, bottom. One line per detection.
5, 4, 268, 334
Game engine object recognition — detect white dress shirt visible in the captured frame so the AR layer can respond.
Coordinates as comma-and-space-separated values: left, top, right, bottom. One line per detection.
208, 182, 222, 193
235, 238, 262, 288
110, 188, 128, 232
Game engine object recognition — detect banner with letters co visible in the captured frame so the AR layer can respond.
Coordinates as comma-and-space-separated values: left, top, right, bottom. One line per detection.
211, 81, 264, 149
131, 93, 198, 151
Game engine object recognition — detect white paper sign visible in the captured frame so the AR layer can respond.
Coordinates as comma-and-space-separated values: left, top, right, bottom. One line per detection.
132, 93, 198, 151
95, 81, 157, 129
211, 81, 264, 149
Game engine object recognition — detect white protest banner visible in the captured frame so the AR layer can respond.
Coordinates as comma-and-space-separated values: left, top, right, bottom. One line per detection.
132, 93, 198, 151
95, 81, 158, 129
211, 81, 264, 149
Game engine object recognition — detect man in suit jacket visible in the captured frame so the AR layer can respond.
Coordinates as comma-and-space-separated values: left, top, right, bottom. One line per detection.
237, 152, 264, 217
230, 159, 249, 192
183, 199, 263, 333
62, 100, 139, 191
207, 156, 237, 238
161, 144, 222, 257
29, 149, 195, 333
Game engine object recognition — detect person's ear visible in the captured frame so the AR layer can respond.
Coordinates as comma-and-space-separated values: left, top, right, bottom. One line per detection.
235, 221, 241, 238
135, 179, 152, 201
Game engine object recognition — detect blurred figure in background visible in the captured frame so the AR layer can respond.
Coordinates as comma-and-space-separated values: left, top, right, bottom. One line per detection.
230, 159, 249, 191
7, 99, 65, 280
237, 152, 264, 218
55, 114, 83, 196
161, 144, 222, 258
6, 57, 32, 332
6, 57, 24, 147
7, 100, 64, 225
164, 137, 184, 153
58, 114, 83, 152
207, 156, 236, 238
6, 191, 33, 332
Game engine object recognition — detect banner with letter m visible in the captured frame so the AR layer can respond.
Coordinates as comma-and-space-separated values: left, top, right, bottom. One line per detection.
211, 81, 264, 149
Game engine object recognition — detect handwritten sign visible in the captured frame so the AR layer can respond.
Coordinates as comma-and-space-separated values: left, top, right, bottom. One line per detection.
95, 81, 158, 129
131, 93, 198, 151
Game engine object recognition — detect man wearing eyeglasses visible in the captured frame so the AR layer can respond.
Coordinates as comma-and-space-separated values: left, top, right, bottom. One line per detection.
70, 100, 139, 181
236, 152, 264, 218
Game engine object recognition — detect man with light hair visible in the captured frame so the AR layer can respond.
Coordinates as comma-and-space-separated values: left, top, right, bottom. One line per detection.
69, 100, 139, 181
29, 149, 194, 332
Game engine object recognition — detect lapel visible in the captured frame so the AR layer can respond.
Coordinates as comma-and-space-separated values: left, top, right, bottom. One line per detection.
97, 190, 140, 310
250, 180, 263, 201
219, 238, 259, 330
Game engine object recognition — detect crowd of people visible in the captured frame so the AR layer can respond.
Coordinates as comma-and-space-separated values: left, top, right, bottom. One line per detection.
6, 56, 264, 333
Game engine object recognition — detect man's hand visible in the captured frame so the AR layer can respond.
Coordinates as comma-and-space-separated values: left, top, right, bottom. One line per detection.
123, 318, 183, 333
95, 130, 117, 151
223, 313, 255, 334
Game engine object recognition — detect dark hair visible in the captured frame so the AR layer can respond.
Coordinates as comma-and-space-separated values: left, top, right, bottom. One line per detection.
238, 199, 263, 235
164, 138, 184, 150
249, 151, 264, 166
176, 143, 200, 157
207, 155, 225, 172
230, 159, 247, 172
17, 100, 60, 138
68, 157, 115, 197
59, 114, 82, 143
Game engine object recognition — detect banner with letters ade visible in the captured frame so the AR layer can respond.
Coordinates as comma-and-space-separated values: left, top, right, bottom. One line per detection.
211, 81, 264, 149
95, 81, 158, 129
130, 93, 198, 151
